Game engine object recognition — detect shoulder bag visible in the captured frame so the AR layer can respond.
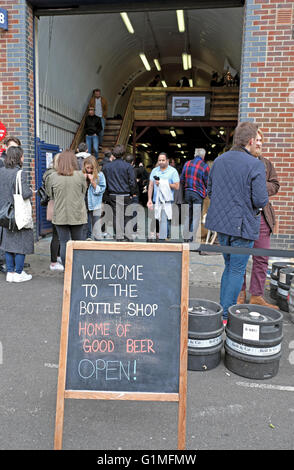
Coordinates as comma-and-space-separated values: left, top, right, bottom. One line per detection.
0, 201, 17, 231
14, 170, 33, 230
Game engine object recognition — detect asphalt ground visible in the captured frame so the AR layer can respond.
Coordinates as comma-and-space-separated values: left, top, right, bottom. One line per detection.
0, 237, 293, 452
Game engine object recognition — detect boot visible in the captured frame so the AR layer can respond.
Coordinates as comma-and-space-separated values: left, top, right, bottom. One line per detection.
249, 295, 279, 310
237, 290, 246, 304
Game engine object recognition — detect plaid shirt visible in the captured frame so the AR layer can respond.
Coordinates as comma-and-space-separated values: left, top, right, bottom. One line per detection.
180, 156, 210, 198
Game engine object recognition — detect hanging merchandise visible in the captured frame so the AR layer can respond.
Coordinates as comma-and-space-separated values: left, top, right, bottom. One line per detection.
0, 121, 7, 141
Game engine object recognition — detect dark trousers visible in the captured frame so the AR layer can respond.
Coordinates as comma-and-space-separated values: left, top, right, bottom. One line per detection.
50, 224, 60, 263
109, 195, 132, 240
184, 190, 203, 241
55, 224, 85, 266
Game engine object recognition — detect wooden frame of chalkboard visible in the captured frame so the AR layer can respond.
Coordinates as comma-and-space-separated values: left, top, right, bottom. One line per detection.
54, 241, 189, 450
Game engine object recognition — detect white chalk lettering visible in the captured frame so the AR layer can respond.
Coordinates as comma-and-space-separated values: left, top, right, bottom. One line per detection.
79, 301, 121, 315
127, 303, 158, 317
82, 264, 144, 281
109, 283, 138, 297
82, 284, 98, 298
78, 359, 137, 381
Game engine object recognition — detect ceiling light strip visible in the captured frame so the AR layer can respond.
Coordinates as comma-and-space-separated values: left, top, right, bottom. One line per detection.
153, 59, 161, 71
176, 10, 185, 33
139, 53, 151, 71
120, 12, 134, 34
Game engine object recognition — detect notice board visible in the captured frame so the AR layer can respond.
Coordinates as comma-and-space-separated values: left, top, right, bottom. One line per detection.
54, 242, 189, 450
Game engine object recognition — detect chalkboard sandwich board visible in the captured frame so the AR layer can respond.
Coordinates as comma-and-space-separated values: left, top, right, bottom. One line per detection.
54, 241, 189, 450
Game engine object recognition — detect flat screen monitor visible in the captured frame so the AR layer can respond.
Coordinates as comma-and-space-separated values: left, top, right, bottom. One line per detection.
167, 92, 211, 120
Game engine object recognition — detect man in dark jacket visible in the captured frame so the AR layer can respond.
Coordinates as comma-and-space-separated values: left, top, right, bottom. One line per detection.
102, 145, 137, 240
205, 122, 269, 323
237, 128, 280, 309
84, 107, 102, 160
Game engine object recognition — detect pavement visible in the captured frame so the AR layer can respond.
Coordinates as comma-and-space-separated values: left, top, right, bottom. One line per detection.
0, 236, 294, 451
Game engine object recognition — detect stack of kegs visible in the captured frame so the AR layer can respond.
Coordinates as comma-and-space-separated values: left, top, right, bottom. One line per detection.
269, 262, 292, 300
277, 266, 294, 312
188, 298, 284, 380
224, 304, 283, 380
188, 299, 224, 371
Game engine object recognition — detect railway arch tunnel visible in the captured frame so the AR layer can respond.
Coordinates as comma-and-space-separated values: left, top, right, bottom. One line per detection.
0, 0, 293, 248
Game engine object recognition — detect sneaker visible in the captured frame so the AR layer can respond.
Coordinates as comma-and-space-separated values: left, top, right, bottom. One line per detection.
50, 262, 64, 272
57, 257, 62, 264
13, 271, 32, 283
6, 272, 14, 283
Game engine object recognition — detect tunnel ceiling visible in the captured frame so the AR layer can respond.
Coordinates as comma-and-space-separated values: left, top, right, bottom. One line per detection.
32, 0, 245, 15
38, 6, 244, 119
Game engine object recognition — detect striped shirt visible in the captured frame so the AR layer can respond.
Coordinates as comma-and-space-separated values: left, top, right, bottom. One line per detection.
180, 156, 210, 198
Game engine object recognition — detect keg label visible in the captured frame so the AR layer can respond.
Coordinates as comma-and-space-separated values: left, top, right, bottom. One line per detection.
278, 287, 289, 296
188, 335, 222, 349
226, 338, 281, 357
270, 279, 278, 286
279, 273, 286, 284
243, 323, 260, 341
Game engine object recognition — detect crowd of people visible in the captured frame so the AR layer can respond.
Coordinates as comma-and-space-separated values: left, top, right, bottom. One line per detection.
0, 121, 279, 326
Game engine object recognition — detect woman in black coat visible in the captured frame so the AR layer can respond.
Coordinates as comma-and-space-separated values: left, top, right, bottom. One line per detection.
0, 146, 34, 282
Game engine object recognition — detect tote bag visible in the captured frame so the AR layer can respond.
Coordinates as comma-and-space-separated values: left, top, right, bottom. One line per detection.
14, 170, 33, 230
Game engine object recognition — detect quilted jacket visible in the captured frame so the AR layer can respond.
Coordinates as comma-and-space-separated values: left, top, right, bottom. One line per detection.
205, 147, 269, 241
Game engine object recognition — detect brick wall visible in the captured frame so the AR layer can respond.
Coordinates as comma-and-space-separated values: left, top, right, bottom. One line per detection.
0, 0, 36, 219
240, 0, 294, 249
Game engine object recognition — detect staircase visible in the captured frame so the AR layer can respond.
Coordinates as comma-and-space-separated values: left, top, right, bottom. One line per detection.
70, 94, 122, 156
101, 118, 122, 151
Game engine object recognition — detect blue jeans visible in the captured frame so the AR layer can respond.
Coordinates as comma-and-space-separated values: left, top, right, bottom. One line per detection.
86, 135, 99, 159
99, 117, 105, 144
5, 252, 25, 274
218, 233, 254, 319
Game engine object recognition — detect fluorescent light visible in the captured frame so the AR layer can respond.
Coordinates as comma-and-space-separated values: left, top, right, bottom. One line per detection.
177, 143, 181, 148
153, 59, 161, 71
188, 54, 192, 69
120, 12, 134, 34
161, 80, 167, 88
170, 129, 177, 138
182, 52, 189, 71
189, 78, 193, 87
176, 10, 185, 33
139, 53, 151, 71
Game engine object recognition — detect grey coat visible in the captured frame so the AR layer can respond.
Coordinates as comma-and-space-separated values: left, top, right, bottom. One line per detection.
0, 166, 34, 254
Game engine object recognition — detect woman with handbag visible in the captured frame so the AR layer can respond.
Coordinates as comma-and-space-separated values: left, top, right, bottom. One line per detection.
0, 146, 33, 282
45, 149, 87, 267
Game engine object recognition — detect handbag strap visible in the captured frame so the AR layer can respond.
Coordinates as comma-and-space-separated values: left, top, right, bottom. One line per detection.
15, 170, 23, 196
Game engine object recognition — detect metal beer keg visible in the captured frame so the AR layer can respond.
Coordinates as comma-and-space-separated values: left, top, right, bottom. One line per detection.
188, 299, 224, 371
224, 305, 283, 379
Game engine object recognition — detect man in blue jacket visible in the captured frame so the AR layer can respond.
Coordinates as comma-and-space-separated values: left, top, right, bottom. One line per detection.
205, 122, 269, 324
